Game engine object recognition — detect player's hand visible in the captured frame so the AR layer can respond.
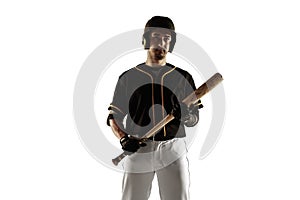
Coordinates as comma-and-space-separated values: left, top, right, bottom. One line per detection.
120, 135, 146, 154
171, 103, 201, 127
171, 103, 191, 121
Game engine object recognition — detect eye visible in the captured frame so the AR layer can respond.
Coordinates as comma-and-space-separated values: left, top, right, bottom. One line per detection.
151, 33, 160, 38
163, 36, 171, 42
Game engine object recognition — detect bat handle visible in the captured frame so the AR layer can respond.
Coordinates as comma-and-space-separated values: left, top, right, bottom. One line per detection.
112, 139, 147, 166
112, 152, 127, 166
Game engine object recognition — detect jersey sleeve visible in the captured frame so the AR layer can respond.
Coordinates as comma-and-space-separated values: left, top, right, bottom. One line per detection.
186, 73, 203, 109
183, 72, 203, 127
106, 74, 128, 126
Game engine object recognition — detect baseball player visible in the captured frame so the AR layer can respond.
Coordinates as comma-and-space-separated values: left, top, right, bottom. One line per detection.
107, 16, 203, 200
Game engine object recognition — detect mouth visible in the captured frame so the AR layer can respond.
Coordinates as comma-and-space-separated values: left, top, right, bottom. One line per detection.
153, 48, 166, 54
152, 48, 166, 60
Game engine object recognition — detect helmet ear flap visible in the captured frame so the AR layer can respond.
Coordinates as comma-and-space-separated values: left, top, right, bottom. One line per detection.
142, 32, 150, 50
168, 31, 176, 53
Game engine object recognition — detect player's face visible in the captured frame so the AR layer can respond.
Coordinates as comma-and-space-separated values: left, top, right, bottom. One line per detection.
148, 29, 172, 60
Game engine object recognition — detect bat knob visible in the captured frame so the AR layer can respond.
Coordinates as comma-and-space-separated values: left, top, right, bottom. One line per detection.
112, 158, 119, 166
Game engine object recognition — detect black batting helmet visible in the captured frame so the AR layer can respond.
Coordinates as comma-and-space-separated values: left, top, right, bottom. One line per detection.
142, 16, 176, 52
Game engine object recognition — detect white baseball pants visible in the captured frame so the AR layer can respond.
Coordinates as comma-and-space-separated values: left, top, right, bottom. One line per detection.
121, 138, 190, 200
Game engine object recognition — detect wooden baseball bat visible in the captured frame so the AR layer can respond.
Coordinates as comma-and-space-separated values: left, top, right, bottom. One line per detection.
112, 73, 223, 166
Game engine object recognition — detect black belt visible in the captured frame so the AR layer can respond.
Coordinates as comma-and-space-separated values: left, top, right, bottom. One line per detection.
147, 135, 184, 141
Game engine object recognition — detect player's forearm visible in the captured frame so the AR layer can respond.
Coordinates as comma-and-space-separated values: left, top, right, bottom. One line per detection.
109, 119, 126, 139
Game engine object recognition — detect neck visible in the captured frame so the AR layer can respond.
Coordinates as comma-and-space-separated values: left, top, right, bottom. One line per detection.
145, 51, 167, 67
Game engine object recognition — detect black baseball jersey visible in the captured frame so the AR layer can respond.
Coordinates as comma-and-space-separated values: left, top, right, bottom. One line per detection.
107, 63, 201, 141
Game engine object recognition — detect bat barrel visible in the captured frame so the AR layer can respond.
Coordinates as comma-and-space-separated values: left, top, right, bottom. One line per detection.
183, 73, 223, 106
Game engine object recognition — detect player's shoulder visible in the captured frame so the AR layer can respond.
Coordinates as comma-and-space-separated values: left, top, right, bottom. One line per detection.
118, 63, 144, 79
166, 63, 192, 78
118, 70, 129, 79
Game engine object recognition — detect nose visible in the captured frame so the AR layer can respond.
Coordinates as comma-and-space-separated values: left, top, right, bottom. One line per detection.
160, 37, 166, 45
157, 37, 165, 47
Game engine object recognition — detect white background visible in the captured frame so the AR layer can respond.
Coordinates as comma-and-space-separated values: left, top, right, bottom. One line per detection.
1, 0, 300, 199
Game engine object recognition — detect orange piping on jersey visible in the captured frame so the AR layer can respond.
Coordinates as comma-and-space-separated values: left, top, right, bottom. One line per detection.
161, 66, 177, 136
110, 104, 125, 115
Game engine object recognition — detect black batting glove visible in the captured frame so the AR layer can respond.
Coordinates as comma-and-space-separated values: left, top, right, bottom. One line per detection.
120, 135, 145, 154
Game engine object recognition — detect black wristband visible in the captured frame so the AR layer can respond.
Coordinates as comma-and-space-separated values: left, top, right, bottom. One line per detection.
120, 135, 129, 145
